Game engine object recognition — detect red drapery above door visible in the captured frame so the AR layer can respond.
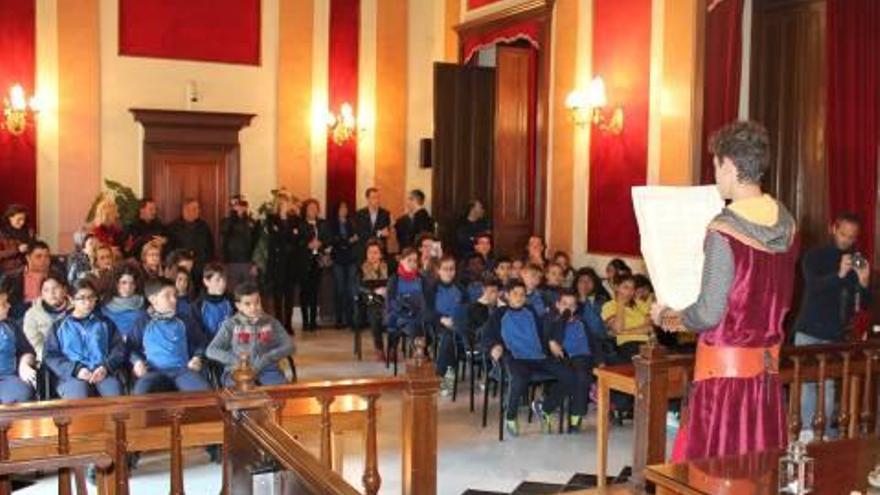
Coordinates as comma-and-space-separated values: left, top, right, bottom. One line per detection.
827, 0, 880, 259
0, 0, 37, 220
326, 0, 359, 210
700, 0, 743, 184
461, 19, 541, 63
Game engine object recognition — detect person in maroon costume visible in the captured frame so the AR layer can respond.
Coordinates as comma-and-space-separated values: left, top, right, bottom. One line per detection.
652, 121, 799, 461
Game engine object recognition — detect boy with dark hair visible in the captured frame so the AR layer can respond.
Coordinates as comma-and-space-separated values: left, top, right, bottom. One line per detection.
467, 274, 500, 342
547, 290, 598, 432
472, 232, 496, 272
425, 255, 466, 396
128, 278, 210, 395
195, 263, 234, 338
207, 283, 294, 386
44, 279, 126, 398
521, 263, 550, 316
483, 280, 574, 436
542, 263, 565, 305
0, 285, 37, 403
164, 249, 195, 280
462, 253, 488, 303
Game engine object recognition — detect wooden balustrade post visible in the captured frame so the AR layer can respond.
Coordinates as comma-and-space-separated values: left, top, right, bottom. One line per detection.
787, 356, 803, 442
631, 342, 669, 491
401, 337, 439, 495
362, 394, 381, 495
113, 413, 130, 495
169, 409, 185, 495
55, 417, 72, 495
860, 350, 876, 435
813, 353, 828, 441
318, 395, 335, 468
838, 351, 852, 439
0, 422, 9, 495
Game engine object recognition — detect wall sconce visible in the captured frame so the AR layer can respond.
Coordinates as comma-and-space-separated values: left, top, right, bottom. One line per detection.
2, 84, 40, 136
326, 102, 357, 145
565, 76, 624, 135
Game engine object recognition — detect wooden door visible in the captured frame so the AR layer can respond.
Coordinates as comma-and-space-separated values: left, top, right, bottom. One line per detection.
147, 148, 230, 247
493, 46, 536, 256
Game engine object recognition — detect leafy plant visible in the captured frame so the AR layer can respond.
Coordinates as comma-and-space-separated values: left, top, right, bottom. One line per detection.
85, 179, 140, 227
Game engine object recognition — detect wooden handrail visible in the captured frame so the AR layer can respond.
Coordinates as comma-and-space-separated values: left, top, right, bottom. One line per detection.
0, 452, 112, 476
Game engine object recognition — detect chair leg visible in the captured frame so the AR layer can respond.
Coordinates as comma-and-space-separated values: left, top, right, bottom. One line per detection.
354, 327, 362, 361
452, 356, 460, 402
384, 333, 391, 369
393, 339, 399, 377
482, 372, 491, 428
527, 385, 537, 423
469, 354, 476, 413
558, 397, 566, 434
498, 367, 506, 441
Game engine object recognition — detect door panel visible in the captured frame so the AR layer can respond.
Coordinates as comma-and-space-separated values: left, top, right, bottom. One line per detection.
493, 46, 535, 256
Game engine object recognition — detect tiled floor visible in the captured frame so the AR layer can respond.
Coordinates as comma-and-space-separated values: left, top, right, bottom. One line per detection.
17, 329, 645, 495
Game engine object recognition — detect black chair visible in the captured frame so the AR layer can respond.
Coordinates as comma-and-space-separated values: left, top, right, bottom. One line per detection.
481, 360, 567, 441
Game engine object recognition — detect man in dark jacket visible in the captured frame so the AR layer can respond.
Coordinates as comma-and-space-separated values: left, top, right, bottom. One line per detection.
354, 187, 392, 260
394, 189, 434, 250
793, 212, 871, 440
168, 199, 214, 282
124, 198, 168, 258
220, 196, 258, 290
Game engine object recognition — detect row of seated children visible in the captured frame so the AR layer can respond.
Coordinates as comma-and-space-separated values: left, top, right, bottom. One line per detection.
0, 263, 294, 408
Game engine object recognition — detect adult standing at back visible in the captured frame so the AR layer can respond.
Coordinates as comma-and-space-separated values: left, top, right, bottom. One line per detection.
220, 195, 258, 291
168, 199, 214, 282
354, 188, 391, 261
793, 212, 870, 440
394, 189, 434, 249
455, 200, 491, 258
0, 205, 35, 276
124, 198, 168, 259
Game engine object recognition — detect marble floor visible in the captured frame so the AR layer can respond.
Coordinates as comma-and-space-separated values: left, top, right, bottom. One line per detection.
17, 329, 643, 495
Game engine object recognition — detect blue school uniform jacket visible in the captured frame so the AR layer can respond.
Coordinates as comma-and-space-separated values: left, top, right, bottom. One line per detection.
195, 294, 234, 337
44, 313, 127, 378
526, 289, 551, 316
483, 306, 545, 360
101, 296, 147, 340
0, 320, 34, 377
425, 281, 467, 332
128, 310, 206, 370
385, 274, 425, 332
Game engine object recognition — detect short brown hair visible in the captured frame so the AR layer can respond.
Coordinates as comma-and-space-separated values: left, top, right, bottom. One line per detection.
709, 120, 770, 184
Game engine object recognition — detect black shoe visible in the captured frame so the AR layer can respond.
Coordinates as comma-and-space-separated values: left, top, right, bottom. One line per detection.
205, 445, 222, 464
86, 465, 97, 486
127, 452, 141, 471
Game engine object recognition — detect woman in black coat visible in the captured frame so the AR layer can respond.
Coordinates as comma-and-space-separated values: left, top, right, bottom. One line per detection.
328, 200, 358, 328
297, 199, 330, 331
265, 194, 301, 333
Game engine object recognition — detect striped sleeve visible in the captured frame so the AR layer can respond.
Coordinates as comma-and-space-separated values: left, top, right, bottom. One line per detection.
681, 231, 735, 332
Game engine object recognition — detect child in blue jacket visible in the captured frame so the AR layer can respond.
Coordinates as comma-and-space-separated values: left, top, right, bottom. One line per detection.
385, 248, 426, 339
425, 255, 467, 395
129, 277, 210, 395
45, 279, 125, 399
195, 263, 234, 338
0, 286, 36, 404
101, 264, 147, 340
482, 280, 574, 437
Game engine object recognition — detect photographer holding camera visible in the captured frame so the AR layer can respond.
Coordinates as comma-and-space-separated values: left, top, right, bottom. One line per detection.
793, 212, 871, 440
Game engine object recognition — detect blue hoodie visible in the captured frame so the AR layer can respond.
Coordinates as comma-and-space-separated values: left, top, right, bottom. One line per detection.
44, 312, 126, 378
561, 319, 591, 357
497, 306, 545, 360
527, 289, 549, 316
196, 294, 234, 337
0, 320, 34, 377
101, 295, 147, 340
129, 310, 206, 370
385, 274, 425, 333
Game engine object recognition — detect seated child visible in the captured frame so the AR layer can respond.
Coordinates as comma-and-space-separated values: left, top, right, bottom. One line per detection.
101, 264, 147, 340
128, 278, 211, 395
0, 286, 37, 403
44, 279, 125, 398
195, 263, 234, 338
462, 253, 488, 303
171, 267, 197, 321
542, 263, 565, 305
425, 255, 467, 395
552, 251, 575, 289
207, 283, 294, 387
472, 232, 496, 272
164, 249, 196, 280
547, 290, 599, 432
467, 275, 500, 343
573, 269, 609, 356
483, 280, 574, 436
521, 263, 550, 316
510, 259, 524, 281
492, 257, 512, 306
385, 248, 426, 341
23, 273, 69, 361
358, 240, 390, 361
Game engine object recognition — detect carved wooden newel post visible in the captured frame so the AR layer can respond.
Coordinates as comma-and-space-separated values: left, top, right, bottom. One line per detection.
401, 337, 440, 495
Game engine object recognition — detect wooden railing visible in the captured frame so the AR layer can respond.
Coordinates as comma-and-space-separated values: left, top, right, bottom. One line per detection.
0, 337, 440, 495
629, 339, 880, 490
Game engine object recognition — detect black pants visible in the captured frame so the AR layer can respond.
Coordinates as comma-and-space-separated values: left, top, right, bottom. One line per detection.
301, 266, 322, 330
506, 358, 575, 420
272, 278, 302, 334
568, 355, 594, 417
365, 303, 385, 351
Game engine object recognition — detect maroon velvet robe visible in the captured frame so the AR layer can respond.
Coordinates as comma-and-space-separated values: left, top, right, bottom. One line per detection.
674, 224, 798, 461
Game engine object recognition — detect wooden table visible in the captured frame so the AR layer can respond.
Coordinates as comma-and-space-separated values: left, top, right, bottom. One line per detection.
594, 364, 688, 488
645, 437, 880, 495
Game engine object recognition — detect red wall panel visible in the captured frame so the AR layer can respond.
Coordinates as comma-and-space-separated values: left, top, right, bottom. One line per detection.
467, 0, 504, 10
119, 0, 261, 65
587, 0, 652, 256
0, 0, 37, 220
326, 0, 359, 210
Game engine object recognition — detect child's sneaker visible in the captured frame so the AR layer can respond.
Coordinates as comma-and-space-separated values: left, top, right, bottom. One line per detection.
568, 415, 583, 434
531, 400, 553, 433
504, 419, 519, 437
439, 367, 456, 397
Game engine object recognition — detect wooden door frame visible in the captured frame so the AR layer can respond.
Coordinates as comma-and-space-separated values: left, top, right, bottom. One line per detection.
130, 109, 254, 205
455, 0, 554, 238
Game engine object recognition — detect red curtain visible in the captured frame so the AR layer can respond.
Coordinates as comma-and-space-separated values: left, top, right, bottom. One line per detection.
0, 0, 37, 220
587, 0, 652, 256
119, 0, 261, 65
827, 0, 880, 259
461, 19, 541, 63
326, 0, 359, 210
700, 0, 743, 184
467, 0, 503, 10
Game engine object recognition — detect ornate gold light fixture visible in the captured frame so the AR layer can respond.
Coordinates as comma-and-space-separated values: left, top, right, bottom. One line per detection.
2, 84, 40, 136
326, 102, 357, 145
565, 76, 624, 135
